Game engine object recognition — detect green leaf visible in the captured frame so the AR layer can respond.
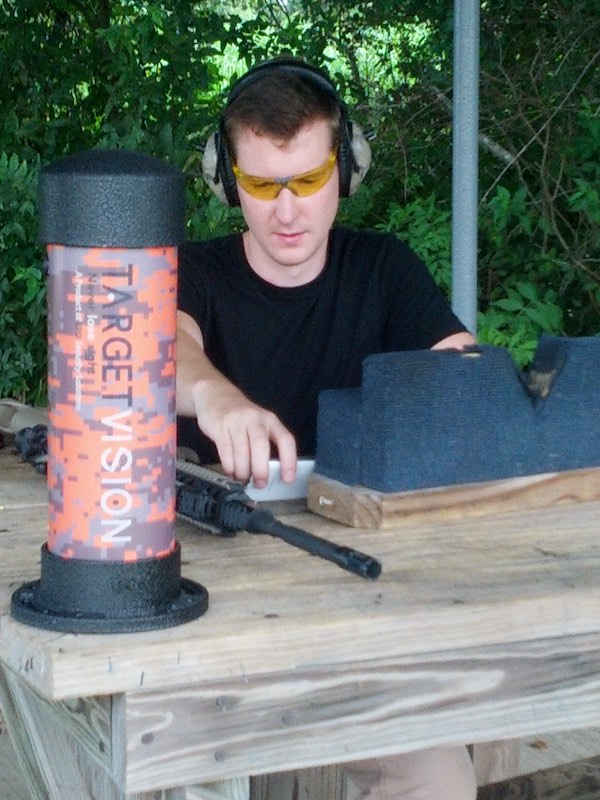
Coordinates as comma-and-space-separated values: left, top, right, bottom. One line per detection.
494, 297, 524, 312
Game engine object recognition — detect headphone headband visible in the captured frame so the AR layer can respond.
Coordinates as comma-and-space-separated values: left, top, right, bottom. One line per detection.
225, 58, 344, 109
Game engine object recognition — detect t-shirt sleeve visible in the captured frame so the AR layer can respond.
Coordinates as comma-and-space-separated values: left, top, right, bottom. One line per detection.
175, 241, 218, 462
177, 241, 209, 328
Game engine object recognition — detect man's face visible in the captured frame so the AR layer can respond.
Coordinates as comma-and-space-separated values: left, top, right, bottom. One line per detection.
233, 118, 340, 287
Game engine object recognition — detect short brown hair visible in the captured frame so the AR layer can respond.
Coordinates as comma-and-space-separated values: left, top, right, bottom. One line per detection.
222, 59, 341, 161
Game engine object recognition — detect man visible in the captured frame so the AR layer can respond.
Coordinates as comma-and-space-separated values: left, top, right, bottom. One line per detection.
176, 57, 477, 799
176, 57, 474, 485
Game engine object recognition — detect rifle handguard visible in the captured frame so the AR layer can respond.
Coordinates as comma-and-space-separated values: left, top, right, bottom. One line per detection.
175, 460, 381, 580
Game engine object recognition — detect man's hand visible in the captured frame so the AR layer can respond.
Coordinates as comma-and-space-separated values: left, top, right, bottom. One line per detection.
191, 378, 297, 488
176, 311, 297, 487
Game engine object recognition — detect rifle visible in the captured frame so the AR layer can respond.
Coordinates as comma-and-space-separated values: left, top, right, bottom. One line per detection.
11, 425, 381, 580
175, 460, 382, 580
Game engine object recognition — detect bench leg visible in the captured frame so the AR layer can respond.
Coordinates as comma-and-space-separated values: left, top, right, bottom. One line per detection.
182, 778, 250, 800
250, 766, 343, 800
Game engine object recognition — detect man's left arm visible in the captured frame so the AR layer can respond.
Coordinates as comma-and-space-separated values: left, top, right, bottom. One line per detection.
431, 331, 477, 350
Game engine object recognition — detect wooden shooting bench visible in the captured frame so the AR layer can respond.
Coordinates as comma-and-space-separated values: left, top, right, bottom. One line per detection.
2, 447, 600, 799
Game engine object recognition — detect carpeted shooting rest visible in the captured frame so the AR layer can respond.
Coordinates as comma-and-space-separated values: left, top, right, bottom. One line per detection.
308, 336, 600, 527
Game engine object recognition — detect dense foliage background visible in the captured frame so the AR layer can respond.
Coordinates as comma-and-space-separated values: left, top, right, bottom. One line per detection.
1, 0, 598, 401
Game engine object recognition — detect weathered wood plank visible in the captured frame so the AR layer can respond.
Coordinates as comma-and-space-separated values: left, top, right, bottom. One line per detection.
123, 634, 600, 790
250, 767, 343, 800
0, 725, 32, 800
0, 673, 242, 800
0, 671, 47, 800
0, 662, 107, 799
178, 780, 249, 799
307, 467, 600, 528
473, 730, 600, 786
478, 755, 600, 800
3, 496, 600, 700
0, 454, 47, 510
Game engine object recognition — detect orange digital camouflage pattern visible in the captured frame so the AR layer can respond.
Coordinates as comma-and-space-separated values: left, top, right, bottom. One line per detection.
47, 244, 178, 561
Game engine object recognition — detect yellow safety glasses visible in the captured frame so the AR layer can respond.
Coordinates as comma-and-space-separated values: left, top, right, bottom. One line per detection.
232, 151, 337, 200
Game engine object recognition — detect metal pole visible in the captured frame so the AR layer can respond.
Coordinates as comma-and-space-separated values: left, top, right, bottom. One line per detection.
451, 0, 480, 335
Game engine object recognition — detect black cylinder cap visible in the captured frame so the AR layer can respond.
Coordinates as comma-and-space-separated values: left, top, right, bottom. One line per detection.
38, 149, 185, 247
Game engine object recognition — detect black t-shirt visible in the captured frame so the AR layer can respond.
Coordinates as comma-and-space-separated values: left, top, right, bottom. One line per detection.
177, 225, 466, 462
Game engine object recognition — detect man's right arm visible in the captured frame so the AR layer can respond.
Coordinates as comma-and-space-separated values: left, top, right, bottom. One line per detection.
176, 310, 297, 488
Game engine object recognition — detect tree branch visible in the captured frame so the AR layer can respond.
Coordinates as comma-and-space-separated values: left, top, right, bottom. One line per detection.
426, 82, 515, 165
481, 47, 600, 202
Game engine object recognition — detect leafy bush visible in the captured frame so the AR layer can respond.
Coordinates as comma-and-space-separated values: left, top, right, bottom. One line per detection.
477, 282, 564, 367
477, 184, 567, 365
376, 194, 452, 294
0, 154, 47, 403
371, 187, 566, 366
0, 1, 597, 400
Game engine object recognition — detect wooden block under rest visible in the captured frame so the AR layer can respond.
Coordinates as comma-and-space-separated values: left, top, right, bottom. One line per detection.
307, 466, 600, 528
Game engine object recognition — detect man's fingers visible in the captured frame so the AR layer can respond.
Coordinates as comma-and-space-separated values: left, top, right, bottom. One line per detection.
266, 419, 297, 484
222, 415, 297, 488
195, 394, 297, 486
213, 411, 272, 485
248, 433, 272, 488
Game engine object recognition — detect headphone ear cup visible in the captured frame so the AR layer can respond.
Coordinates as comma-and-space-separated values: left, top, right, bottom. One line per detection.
347, 122, 372, 196
201, 131, 240, 207
202, 131, 229, 204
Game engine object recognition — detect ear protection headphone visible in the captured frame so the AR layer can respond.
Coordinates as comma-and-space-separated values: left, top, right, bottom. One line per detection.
202, 58, 372, 207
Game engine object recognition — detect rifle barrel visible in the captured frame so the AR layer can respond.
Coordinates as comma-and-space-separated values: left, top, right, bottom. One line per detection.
248, 510, 381, 579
